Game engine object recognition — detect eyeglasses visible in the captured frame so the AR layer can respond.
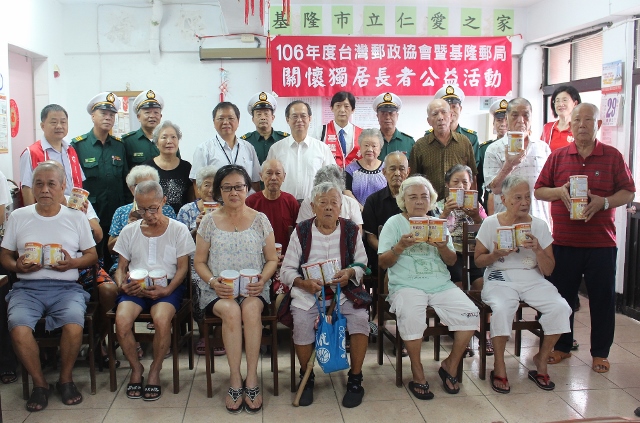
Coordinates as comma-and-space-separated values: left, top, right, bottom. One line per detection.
135, 206, 161, 216
220, 184, 247, 192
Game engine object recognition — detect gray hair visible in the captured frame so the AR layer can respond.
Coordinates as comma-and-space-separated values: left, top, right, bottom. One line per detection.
196, 165, 217, 189
311, 181, 343, 203
152, 120, 183, 144
261, 158, 286, 174
313, 164, 345, 191
501, 175, 530, 195
134, 180, 164, 200
383, 151, 408, 167
33, 161, 65, 185
357, 128, 383, 148
396, 175, 438, 212
125, 165, 159, 188
506, 98, 532, 114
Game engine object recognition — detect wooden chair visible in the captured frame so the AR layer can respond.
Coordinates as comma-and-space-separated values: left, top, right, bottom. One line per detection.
106, 274, 194, 393
202, 295, 279, 398
376, 226, 464, 387
461, 221, 544, 380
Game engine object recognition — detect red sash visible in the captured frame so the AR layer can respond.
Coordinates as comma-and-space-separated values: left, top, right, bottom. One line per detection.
24, 141, 83, 188
323, 121, 362, 169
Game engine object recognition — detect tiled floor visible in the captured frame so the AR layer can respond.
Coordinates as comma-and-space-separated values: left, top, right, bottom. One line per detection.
2, 296, 640, 422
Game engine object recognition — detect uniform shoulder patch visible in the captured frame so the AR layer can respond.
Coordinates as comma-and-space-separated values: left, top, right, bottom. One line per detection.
73, 135, 87, 142
464, 128, 477, 134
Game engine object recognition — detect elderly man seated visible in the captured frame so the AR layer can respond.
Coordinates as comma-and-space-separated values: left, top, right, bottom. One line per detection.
0, 162, 98, 411
281, 181, 369, 408
378, 176, 479, 400
113, 181, 195, 401
475, 175, 571, 393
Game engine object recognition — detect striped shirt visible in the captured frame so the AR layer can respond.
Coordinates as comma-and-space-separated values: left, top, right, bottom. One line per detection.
534, 140, 635, 247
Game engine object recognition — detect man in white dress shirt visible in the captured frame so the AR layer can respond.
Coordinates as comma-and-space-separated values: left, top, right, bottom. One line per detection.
266, 101, 336, 201
189, 102, 261, 192
315, 91, 362, 170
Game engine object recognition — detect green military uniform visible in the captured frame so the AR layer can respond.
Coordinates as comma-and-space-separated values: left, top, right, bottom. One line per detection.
378, 129, 415, 161
425, 125, 479, 166
477, 138, 498, 208
241, 129, 288, 164
71, 129, 129, 231
121, 127, 180, 169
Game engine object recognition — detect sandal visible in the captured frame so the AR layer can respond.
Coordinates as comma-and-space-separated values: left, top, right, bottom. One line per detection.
126, 376, 144, 399
490, 370, 510, 394
244, 385, 262, 414
1, 370, 17, 384
438, 367, 460, 394
195, 338, 206, 356
26, 384, 53, 412
143, 384, 162, 401
547, 350, 571, 364
57, 381, 83, 406
226, 386, 244, 414
408, 381, 434, 400
592, 357, 610, 373
528, 370, 555, 391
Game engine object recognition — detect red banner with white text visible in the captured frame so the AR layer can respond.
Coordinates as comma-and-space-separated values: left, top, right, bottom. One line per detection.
270, 36, 512, 97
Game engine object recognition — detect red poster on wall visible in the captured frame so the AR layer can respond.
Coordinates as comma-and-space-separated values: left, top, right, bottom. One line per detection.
270, 36, 512, 97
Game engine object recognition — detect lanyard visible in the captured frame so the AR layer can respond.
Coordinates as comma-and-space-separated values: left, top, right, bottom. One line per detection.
216, 135, 240, 165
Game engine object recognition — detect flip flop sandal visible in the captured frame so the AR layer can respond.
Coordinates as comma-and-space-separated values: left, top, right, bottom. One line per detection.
438, 367, 460, 394
126, 376, 144, 399
408, 381, 434, 400
226, 386, 244, 414
1, 371, 17, 384
528, 370, 555, 391
244, 385, 262, 414
26, 384, 53, 412
143, 385, 162, 401
490, 370, 510, 394
547, 350, 571, 364
195, 338, 206, 356
592, 357, 610, 373
57, 381, 83, 406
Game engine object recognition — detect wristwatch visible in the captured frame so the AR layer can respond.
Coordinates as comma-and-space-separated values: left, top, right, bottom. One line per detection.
604, 197, 610, 210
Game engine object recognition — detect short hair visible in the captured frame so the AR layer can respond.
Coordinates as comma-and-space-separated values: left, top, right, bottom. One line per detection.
152, 120, 182, 144
195, 165, 218, 189
212, 164, 252, 201
396, 176, 438, 212
506, 98, 532, 114
311, 181, 343, 203
41, 104, 68, 122
134, 180, 164, 200
285, 100, 312, 119
444, 164, 473, 184
33, 161, 65, 185
330, 91, 356, 109
501, 175, 530, 195
357, 128, 383, 148
313, 165, 345, 191
125, 165, 159, 188
261, 159, 285, 174
383, 151, 408, 167
212, 102, 240, 120
550, 85, 581, 119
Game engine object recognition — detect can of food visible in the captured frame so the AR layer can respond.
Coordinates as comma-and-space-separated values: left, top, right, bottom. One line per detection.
320, 258, 341, 284
570, 175, 588, 198
409, 217, 430, 242
514, 223, 532, 247
148, 269, 168, 287
275, 243, 282, 256
129, 269, 149, 289
463, 190, 478, 209
24, 242, 43, 265
302, 262, 323, 281
496, 226, 515, 250
203, 202, 220, 213
570, 197, 588, 220
220, 269, 240, 298
428, 218, 447, 242
67, 187, 89, 210
43, 243, 63, 267
507, 131, 525, 154
449, 188, 465, 208
239, 268, 260, 297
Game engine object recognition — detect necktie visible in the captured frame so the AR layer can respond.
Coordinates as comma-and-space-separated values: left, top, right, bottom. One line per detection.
338, 129, 347, 156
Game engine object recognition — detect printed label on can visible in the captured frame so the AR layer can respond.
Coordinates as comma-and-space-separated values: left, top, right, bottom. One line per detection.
239, 268, 260, 297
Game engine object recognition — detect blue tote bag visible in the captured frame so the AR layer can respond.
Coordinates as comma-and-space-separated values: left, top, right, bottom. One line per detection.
315, 284, 350, 374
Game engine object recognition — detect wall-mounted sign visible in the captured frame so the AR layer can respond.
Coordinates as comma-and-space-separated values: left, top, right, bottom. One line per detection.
602, 61, 623, 94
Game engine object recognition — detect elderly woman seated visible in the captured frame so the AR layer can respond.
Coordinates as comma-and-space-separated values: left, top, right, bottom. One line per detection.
475, 175, 571, 393
281, 181, 369, 408
194, 164, 277, 414
296, 164, 363, 230
378, 176, 479, 400
113, 181, 195, 401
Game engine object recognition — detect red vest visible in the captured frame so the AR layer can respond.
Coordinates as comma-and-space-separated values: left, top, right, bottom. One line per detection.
24, 141, 83, 188
323, 121, 362, 169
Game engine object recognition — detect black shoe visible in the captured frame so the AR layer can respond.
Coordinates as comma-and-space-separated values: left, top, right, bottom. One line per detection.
298, 368, 315, 407
342, 371, 365, 408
